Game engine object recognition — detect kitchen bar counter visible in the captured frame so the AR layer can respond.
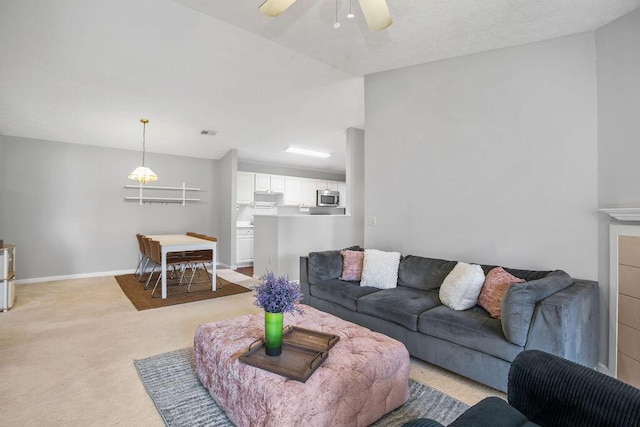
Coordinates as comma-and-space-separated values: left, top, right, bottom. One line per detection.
253, 214, 362, 281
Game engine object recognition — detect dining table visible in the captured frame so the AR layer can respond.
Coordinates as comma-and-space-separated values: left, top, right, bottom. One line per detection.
147, 234, 217, 299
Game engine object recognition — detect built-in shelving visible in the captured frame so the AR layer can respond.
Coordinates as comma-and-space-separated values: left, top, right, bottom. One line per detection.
124, 182, 202, 206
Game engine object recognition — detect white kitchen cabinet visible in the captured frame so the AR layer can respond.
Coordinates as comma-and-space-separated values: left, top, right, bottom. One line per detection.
255, 174, 285, 193
300, 178, 317, 207
255, 174, 271, 192
237, 172, 254, 205
316, 180, 338, 191
270, 175, 285, 193
338, 181, 347, 208
236, 228, 254, 265
1, 244, 16, 312
284, 177, 302, 206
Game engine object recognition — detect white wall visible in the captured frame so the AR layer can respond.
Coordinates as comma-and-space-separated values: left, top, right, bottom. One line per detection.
364, 33, 599, 280
238, 161, 346, 182
596, 7, 640, 367
0, 136, 220, 280
218, 149, 237, 268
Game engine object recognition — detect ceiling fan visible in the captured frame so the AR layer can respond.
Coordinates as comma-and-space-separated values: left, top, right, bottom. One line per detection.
259, 0, 393, 32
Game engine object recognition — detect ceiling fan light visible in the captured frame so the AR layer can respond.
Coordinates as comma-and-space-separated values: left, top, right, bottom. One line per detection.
259, 0, 297, 17
359, 0, 393, 31
285, 146, 331, 158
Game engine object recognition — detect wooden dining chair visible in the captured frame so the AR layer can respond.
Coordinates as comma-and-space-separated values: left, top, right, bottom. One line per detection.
134, 234, 149, 279
148, 239, 191, 297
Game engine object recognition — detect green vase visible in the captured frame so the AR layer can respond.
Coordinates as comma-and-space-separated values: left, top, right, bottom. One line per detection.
264, 311, 284, 357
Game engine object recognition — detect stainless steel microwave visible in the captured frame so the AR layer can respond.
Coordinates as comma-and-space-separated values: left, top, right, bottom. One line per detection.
317, 190, 340, 207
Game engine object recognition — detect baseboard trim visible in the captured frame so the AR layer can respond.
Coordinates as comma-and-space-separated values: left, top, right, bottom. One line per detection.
16, 269, 136, 284
597, 362, 613, 376
16, 264, 227, 284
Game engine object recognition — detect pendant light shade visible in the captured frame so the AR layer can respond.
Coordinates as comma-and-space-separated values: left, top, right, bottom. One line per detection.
128, 118, 158, 184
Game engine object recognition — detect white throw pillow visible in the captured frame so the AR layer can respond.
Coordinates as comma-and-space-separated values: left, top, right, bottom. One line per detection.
360, 249, 401, 289
439, 262, 486, 310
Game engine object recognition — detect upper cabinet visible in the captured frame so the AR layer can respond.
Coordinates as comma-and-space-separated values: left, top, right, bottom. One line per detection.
237, 172, 255, 205
284, 177, 302, 206
270, 175, 285, 193
255, 173, 285, 193
338, 181, 347, 208
238, 172, 345, 208
300, 178, 317, 207
316, 180, 339, 191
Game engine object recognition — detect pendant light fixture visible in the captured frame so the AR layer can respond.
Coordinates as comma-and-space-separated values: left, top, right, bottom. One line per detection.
128, 118, 158, 184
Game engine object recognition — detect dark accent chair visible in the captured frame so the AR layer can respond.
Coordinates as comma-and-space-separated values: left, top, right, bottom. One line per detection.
404, 350, 640, 427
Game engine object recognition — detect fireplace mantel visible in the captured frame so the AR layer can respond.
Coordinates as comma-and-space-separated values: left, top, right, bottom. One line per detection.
600, 208, 640, 222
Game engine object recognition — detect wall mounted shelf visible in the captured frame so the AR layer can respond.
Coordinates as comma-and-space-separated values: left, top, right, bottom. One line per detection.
124, 183, 201, 206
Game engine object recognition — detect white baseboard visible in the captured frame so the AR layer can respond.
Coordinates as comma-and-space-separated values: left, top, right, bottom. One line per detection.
16, 269, 136, 284
16, 264, 228, 284
597, 362, 613, 376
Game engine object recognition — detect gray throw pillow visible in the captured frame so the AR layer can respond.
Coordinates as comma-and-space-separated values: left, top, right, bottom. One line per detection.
308, 250, 343, 285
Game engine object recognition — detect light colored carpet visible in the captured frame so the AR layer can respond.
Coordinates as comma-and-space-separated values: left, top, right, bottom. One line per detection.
134, 347, 469, 426
0, 269, 503, 426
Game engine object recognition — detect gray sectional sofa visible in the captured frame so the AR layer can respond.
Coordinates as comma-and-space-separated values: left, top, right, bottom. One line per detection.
299, 250, 599, 392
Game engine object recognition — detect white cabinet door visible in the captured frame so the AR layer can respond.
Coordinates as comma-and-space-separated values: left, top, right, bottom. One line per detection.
270, 175, 285, 193
301, 178, 317, 207
237, 172, 254, 205
236, 229, 254, 264
316, 180, 328, 190
338, 181, 347, 207
327, 181, 338, 191
254, 174, 271, 192
284, 177, 301, 206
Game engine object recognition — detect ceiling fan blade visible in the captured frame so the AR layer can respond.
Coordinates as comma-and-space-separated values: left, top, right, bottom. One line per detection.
259, 0, 298, 17
359, 0, 393, 31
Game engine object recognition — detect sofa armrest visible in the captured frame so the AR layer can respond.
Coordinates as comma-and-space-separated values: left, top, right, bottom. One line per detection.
524, 280, 599, 367
501, 270, 573, 346
299, 256, 311, 303
508, 350, 640, 427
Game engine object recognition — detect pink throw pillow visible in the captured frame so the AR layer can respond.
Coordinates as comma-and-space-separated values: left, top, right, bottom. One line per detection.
340, 250, 364, 281
477, 267, 525, 319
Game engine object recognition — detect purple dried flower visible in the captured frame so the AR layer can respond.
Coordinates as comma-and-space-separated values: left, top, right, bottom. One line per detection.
253, 271, 303, 314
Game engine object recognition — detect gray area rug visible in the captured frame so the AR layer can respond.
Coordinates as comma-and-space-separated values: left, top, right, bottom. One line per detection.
135, 347, 469, 427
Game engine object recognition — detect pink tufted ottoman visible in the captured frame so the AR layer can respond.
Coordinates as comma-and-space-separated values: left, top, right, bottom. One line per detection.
194, 305, 410, 427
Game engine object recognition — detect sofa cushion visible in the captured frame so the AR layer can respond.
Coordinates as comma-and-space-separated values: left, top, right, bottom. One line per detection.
308, 250, 343, 285
309, 279, 380, 311
439, 262, 486, 311
478, 267, 525, 319
357, 288, 442, 331
418, 305, 523, 362
397, 255, 457, 291
501, 270, 573, 346
340, 250, 364, 281
360, 249, 401, 289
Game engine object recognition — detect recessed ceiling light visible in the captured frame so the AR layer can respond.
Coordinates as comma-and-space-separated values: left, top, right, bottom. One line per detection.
200, 130, 218, 136
285, 146, 330, 158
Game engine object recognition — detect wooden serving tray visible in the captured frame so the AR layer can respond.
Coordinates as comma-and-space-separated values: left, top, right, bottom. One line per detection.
238, 327, 340, 382
282, 326, 340, 352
